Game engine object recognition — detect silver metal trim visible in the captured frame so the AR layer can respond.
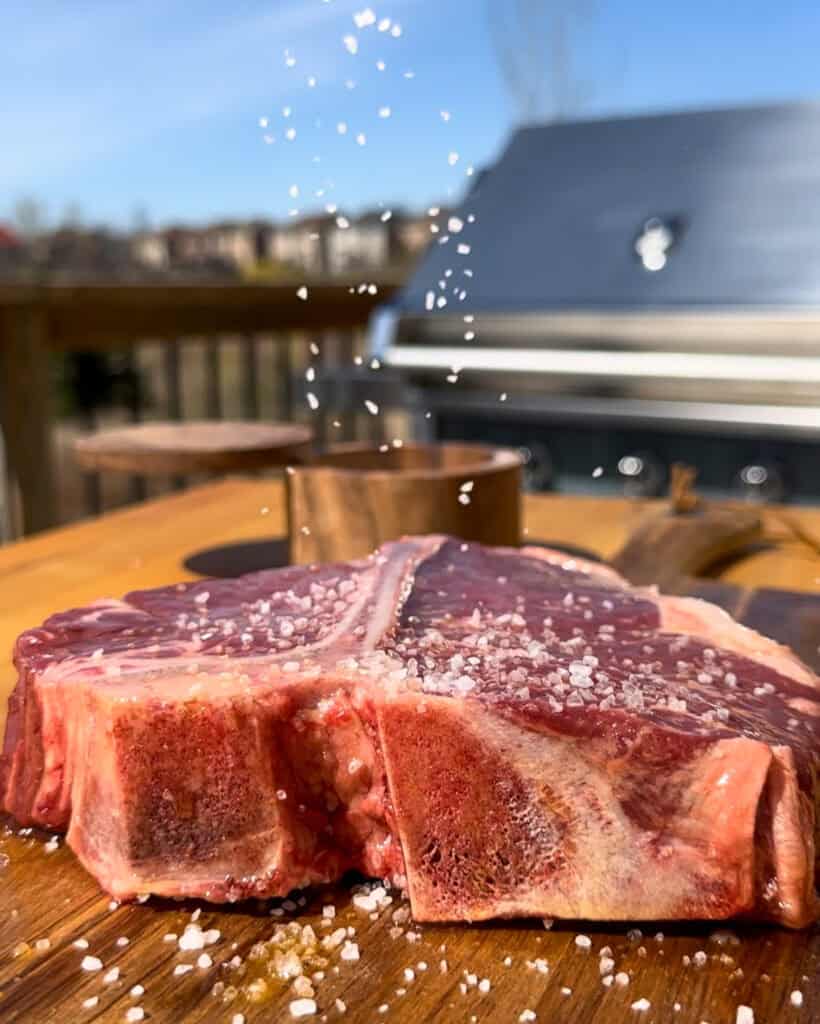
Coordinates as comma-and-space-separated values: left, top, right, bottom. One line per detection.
410, 387, 820, 439
366, 305, 400, 361
386, 345, 820, 384
392, 310, 820, 354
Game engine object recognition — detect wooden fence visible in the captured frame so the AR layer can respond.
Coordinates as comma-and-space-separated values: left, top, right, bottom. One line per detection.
0, 282, 397, 537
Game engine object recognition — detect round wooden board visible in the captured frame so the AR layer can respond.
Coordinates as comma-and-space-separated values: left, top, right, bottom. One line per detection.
74, 421, 314, 475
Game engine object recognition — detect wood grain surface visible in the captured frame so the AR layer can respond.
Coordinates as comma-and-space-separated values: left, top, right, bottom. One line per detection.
0, 480, 817, 1024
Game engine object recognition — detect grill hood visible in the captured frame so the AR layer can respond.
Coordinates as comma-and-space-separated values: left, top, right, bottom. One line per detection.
369, 102, 820, 436
395, 101, 820, 313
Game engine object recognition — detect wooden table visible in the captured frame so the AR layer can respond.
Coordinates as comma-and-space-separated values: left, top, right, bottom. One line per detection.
0, 480, 817, 1023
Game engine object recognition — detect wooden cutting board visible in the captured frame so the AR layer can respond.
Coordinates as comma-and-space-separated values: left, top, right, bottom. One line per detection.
606, 495, 820, 673
0, 486, 817, 1024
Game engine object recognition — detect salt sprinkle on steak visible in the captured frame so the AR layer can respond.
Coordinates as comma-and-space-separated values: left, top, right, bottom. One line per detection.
1, 537, 818, 927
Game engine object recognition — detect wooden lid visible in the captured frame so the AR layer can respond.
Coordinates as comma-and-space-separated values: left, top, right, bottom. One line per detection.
74, 421, 313, 475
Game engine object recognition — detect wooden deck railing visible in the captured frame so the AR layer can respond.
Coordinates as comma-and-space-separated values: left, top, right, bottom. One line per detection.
0, 282, 398, 537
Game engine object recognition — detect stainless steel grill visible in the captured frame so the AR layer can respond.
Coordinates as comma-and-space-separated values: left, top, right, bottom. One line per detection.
366, 103, 820, 502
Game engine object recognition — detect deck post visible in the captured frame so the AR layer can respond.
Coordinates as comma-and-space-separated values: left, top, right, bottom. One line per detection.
0, 302, 58, 536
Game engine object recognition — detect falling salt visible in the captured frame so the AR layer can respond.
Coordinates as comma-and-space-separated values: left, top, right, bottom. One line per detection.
592, 466, 604, 478
448, 151, 460, 165
790, 991, 803, 1007
364, 400, 379, 415
736, 1008, 754, 1024
125, 1009, 145, 1023
631, 999, 651, 1012
343, 35, 358, 55
81, 955, 103, 972
296, 286, 309, 301
457, 243, 471, 255
381, 210, 393, 221
356, 133, 367, 146
103, 966, 120, 984
378, 106, 391, 118
307, 393, 319, 411
353, 8, 376, 29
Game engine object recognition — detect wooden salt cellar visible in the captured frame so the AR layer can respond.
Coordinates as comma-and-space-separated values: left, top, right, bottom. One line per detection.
287, 442, 523, 564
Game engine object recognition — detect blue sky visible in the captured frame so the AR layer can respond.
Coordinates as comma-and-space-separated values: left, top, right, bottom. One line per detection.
3, 0, 820, 229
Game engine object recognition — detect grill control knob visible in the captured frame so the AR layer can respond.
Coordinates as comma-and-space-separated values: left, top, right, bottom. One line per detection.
519, 443, 553, 492
616, 452, 665, 497
733, 463, 785, 503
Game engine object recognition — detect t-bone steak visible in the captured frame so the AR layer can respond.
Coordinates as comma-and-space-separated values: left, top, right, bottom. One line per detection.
2, 537, 818, 927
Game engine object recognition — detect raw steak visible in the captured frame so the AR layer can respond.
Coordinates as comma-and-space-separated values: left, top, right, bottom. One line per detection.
2, 537, 818, 927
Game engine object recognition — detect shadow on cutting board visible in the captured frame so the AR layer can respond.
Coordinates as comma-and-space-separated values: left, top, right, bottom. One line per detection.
182, 537, 602, 579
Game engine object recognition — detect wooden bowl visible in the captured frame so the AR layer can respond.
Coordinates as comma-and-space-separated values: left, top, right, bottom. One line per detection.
287, 441, 523, 564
